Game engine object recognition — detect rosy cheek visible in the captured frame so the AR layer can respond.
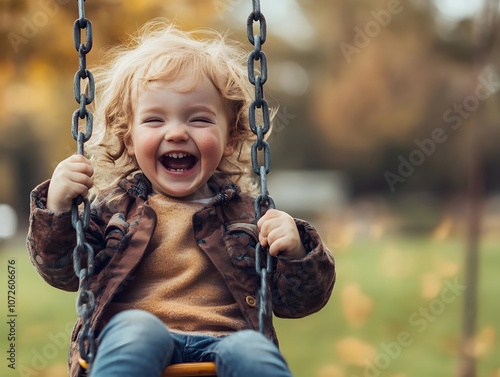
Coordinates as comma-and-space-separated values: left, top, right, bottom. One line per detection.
203, 145, 223, 162
136, 135, 157, 154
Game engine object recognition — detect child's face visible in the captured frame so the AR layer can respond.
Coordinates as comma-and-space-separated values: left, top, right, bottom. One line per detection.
126, 75, 233, 200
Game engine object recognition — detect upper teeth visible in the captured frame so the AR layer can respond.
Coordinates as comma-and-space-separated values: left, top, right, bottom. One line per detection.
167, 153, 189, 158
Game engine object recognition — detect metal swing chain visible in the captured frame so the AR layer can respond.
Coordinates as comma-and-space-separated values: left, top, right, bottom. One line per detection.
71, 0, 96, 368
247, 0, 275, 336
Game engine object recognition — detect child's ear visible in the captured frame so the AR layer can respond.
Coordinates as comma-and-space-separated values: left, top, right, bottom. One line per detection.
223, 143, 235, 157
124, 135, 135, 156
223, 135, 237, 157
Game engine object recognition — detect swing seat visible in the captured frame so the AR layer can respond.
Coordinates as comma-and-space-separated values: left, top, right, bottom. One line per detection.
162, 362, 217, 377
79, 359, 216, 376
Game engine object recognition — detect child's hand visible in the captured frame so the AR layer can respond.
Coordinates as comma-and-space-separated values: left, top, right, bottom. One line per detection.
46, 155, 94, 213
257, 209, 307, 259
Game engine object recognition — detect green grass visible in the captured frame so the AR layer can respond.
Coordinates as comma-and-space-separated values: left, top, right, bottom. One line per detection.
1, 236, 498, 377
1, 242, 77, 377
276, 237, 500, 377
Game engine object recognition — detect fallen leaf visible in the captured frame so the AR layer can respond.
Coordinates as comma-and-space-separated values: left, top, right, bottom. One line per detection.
335, 337, 376, 366
437, 261, 459, 278
316, 364, 345, 377
379, 247, 415, 279
421, 273, 442, 299
341, 283, 374, 327
473, 326, 495, 357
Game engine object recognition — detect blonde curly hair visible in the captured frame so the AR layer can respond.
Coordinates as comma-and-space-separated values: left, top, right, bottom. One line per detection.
87, 19, 265, 196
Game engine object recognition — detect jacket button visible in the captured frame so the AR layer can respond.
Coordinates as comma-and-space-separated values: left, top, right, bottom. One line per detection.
245, 296, 257, 307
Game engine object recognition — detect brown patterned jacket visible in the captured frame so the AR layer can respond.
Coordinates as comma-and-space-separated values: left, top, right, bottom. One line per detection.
27, 173, 335, 377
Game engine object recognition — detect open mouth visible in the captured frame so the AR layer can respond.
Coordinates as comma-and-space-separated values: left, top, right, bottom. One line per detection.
159, 152, 198, 172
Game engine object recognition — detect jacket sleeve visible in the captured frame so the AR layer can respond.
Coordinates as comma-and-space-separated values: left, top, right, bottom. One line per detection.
26, 180, 104, 292
271, 218, 335, 318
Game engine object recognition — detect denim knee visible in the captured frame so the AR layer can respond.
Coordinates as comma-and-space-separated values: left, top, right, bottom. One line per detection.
102, 309, 171, 347
91, 310, 173, 377
219, 330, 276, 354
213, 330, 292, 377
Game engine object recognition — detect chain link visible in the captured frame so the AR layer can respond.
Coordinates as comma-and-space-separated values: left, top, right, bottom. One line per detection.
71, 0, 96, 368
247, 0, 275, 336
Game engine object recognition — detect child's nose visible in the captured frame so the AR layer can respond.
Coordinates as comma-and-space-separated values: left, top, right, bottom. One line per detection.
164, 123, 189, 142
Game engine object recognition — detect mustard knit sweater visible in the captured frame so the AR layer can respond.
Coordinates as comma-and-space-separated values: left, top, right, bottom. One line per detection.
104, 194, 248, 336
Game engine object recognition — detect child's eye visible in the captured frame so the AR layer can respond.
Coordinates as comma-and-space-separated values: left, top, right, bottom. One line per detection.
143, 118, 163, 124
191, 118, 214, 124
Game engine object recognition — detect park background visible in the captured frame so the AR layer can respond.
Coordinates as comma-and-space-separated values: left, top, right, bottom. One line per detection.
0, 0, 499, 376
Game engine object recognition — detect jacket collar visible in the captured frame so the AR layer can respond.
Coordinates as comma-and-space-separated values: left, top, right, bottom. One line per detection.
119, 172, 241, 205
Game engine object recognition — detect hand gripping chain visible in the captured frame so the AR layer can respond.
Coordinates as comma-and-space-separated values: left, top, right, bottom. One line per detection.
71, 0, 96, 370
247, 0, 275, 336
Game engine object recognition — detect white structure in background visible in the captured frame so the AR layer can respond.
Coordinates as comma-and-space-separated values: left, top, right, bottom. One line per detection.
433, 0, 483, 20
0, 204, 18, 242
267, 170, 348, 218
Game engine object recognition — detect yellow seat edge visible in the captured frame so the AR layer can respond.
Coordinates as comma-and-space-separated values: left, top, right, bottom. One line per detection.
162, 361, 217, 377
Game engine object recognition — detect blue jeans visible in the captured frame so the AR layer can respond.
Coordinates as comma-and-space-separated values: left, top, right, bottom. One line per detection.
89, 309, 292, 377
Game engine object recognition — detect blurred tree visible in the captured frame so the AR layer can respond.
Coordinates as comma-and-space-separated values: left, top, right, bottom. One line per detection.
295, 0, 500, 195
456, 2, 499, 376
